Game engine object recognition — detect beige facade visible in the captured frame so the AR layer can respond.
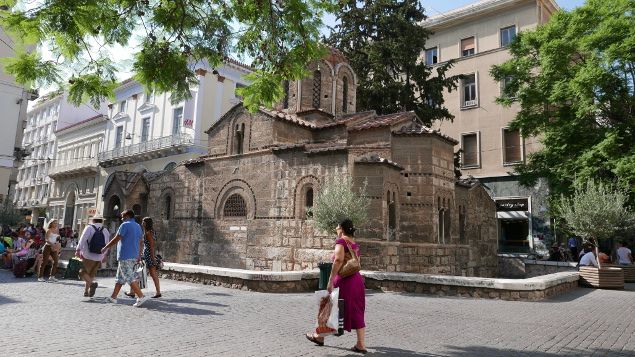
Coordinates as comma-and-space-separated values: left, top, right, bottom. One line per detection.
423, 0, 559, 253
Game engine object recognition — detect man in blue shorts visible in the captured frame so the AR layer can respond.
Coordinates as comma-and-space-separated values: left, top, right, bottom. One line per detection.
101, 209, 148, 307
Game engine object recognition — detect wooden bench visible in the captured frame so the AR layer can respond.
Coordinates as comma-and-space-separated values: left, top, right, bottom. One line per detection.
578, 266, 624, 289
605, 264, 635, 283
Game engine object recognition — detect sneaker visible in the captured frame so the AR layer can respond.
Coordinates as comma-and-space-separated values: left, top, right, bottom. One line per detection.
89, 282, 98, 297
48, 277, 58, 283
133, 295, 149, 307
106, 297, 117, 304
37, 277, 46, 282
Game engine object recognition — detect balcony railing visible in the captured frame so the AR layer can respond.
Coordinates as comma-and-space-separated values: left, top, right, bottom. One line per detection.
48, 158, 99, 177
98, 133, 194, 165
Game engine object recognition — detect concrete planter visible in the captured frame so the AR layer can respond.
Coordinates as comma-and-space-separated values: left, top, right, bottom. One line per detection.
579, 266, 624, 289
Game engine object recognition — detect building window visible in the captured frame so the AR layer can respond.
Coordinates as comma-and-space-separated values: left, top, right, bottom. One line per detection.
115, 126, 124, 148
223, 194, 247, 218
234, 123, 245, 155
282, 80, 289, 109
118, 100, 126, 113
461, 133, 479, 168
501, 76, 515, 98
312, 70, 321, 108
141, 117, 150, 142
172, 107, 183, 135
164, 195, 172, 220
438, 197, 445, 244
386, 190, 396, 240
342, 76, 348, 113
425, 47, 438, 65
503, 128, 523, 164
305, 187, 314, 218
461, 74, 477, 108
461, 37, 475, 57
500, 25, 516, 47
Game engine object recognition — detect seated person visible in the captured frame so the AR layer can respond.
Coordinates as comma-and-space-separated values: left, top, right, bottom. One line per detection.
579, 245, 599, 268
617, 241, 633, 265
548, 243, 563, 261
598, 250, 611, 264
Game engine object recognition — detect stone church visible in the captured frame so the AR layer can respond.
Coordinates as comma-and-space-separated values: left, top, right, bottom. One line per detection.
104, 49, 499, 277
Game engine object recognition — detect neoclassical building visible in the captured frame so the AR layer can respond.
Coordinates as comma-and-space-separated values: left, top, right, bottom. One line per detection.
104, 49, 499, 276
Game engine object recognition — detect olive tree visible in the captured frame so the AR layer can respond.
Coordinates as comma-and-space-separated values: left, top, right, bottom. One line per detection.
309, 176, 369, 234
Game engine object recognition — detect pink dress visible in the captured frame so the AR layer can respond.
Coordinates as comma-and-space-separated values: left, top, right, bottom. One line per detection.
333, 238, 366, 331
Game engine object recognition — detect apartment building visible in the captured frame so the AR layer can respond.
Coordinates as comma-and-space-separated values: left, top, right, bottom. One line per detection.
423, 0, 559, 253
14, 94, 106, 224
47, 114, 108, 233
0, 27, 36, 202
98, 59, 251, 223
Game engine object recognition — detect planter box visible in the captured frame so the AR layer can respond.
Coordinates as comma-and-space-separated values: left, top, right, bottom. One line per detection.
605, 264, 635, 283
579, 266, 624, 289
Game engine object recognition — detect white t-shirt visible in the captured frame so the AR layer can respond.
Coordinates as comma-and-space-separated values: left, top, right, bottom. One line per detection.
47, 233, 59, 244
579, 251, 598, 267
617, 247, 632, 264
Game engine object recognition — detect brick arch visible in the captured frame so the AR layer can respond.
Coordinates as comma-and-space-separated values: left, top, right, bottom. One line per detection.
293, 175, 321, 219
159, 187, 176, 220
215, 179, 256, 219
228, 112, 252, 155
334, 63, 357, 116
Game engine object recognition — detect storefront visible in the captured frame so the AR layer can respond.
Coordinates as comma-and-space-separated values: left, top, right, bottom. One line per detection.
496, 197, 532, 253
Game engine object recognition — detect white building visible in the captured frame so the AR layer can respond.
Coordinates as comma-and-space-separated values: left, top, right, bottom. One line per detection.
47, 114, 108, 233
98, 60, 251, 219
14, 93, 106, 224
0, 27, 36, 202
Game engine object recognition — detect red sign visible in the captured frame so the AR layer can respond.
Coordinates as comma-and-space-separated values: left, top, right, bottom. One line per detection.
183, 118, 193, 128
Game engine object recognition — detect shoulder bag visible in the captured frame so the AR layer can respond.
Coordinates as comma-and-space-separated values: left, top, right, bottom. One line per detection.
338, 240, 361, 278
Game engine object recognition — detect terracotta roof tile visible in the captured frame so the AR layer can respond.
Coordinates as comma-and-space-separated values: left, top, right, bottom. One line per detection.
355, 154, 404, 170
348, 111, 416, 131
259, 107, 317, 128
392, 121, 459, 144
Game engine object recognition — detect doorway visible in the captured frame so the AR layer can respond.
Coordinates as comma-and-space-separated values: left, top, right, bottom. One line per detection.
499, 219, 529, 253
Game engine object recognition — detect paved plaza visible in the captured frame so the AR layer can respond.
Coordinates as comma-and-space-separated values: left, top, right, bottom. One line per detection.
1, 270, 634, 356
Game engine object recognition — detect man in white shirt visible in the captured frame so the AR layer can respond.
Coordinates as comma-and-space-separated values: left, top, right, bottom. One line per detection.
616, 241, 633, 265
579, 245, 598, 268
75, 216, 110, 298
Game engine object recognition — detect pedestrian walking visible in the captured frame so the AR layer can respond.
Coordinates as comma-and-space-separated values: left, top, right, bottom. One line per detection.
38, 219, 60, 282
75, 215, 110, 298
568, 236, 578, 260
101, 209, 149, 307
125, 217, 162, 299
306, 218, 367, 354
616, 241, 633, 265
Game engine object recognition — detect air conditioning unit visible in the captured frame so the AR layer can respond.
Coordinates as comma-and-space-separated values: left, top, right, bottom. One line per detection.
463, 100, 477, 107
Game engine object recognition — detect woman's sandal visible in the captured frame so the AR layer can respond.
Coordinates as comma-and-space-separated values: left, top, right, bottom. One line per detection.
305, 333, 324, 346
351, 346, 368, 354
151, 293, 162, 298
124, 292, 136, 298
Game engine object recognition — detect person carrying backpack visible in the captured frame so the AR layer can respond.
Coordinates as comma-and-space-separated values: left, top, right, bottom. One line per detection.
75, 215, 110, 298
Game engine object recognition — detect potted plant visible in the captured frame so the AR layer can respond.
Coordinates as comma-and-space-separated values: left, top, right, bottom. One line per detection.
555, 180, 635, 288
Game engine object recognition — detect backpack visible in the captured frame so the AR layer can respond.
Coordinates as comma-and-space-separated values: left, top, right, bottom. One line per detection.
88, 225, 106, 254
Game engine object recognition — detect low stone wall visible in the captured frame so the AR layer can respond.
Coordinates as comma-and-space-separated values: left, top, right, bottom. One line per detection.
498, 254, 527, 278
524, 260, 577, 278
363, 271, 580, 301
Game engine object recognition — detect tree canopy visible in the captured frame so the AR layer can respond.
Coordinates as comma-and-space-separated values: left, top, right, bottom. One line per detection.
490, 0, 635, 203
326, 0, 460, 125
309, 176, 370, 234
0, 0, 335, 109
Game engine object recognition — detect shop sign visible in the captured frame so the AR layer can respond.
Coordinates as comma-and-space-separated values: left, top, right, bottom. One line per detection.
496, 198, 529, 212
87, 207, 97, 216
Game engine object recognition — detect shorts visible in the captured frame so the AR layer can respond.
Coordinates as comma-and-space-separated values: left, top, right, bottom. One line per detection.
115, 259, 139, 285
80, 259, 101, 279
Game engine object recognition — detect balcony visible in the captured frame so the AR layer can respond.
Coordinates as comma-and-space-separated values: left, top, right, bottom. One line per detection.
98, 133, 194, 168
48, 158, 100, 179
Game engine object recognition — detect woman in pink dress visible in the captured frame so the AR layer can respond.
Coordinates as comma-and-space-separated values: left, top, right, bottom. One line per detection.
306, 219, 367, 354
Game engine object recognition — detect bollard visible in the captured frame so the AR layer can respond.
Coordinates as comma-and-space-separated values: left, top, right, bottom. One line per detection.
317, 262, 333, 290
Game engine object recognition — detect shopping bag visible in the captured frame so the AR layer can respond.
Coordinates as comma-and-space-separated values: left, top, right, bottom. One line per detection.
135, 261, 147, 289
314, 288, 339, 336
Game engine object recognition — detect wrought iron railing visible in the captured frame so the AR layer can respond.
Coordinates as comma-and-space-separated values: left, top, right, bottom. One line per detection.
97, 133, 193, 162
49, 158, 99, 176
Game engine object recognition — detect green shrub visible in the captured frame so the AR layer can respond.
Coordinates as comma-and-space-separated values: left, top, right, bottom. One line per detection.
309, 176, 370, 234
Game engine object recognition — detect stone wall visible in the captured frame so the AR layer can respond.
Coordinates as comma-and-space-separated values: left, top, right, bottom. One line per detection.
524, 260, 578, 278
498, 254, 527, 278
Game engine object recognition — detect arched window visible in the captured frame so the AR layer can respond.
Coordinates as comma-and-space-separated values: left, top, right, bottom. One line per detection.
305, 188, 314, 213
223, 194, 247, 217
459, 206, 466, 244
312, 70, 321, 108
437, 197, 445, 244
234, 123, 245, 155
342, 76, 348, 113
283, 80, 290, 109
132, 204, 142, 217
164, 195, 172, 220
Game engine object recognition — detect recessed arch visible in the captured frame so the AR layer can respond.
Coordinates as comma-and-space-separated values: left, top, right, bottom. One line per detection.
293, 175, 320, 219
215, 179, 256, 219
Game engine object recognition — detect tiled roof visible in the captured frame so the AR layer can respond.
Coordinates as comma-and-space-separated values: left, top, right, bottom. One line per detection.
355, 154, 404, 170
348, 111, 416, 131
304, 142, 348, 154
456, 176, 481, 188
259, 107, 318, 128
392, 121, 459, 144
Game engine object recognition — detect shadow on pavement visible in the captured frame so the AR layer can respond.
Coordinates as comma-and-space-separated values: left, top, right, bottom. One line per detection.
204, 292, 233, 297
162, 298, 229, 308
440, 345, 634, 356
324, 345, 440, 356
84, 297, 224, 316
0, 294, 21, 305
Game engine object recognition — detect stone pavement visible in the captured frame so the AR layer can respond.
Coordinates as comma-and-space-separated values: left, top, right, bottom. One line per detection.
1, 270, 634, 357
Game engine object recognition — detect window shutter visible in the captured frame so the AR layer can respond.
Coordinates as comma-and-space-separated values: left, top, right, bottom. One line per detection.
463, 134, 478, 166
504, 129, 521, 163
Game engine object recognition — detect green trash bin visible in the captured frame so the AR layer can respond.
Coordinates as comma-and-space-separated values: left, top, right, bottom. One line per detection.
318, 262, 333, 290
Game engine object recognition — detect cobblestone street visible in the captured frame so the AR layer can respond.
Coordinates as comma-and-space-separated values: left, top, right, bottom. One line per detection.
1, 270, 634, 356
